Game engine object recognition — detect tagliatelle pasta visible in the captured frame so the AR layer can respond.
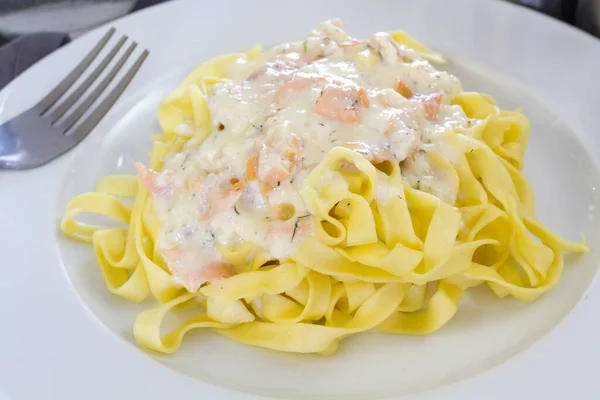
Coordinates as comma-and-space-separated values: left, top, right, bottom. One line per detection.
61, 19, 588, 356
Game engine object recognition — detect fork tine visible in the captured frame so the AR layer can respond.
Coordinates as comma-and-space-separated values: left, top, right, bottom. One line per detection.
68, 49, 149, 142
35, 28, 115, 114
48, 36, 127, 123
60, 41, 137, 132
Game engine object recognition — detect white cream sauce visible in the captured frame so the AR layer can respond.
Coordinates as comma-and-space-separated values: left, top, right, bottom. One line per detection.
143, 19, 476, 291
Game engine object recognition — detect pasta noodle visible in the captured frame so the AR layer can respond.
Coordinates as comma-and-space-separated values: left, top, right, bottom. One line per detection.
61, 20, 588, 356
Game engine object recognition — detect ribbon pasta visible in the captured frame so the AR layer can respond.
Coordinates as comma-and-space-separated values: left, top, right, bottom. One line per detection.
61, 29, 588, 356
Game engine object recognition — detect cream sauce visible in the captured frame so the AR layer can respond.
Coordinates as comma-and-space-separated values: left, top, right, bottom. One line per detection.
143, 19, 476, 291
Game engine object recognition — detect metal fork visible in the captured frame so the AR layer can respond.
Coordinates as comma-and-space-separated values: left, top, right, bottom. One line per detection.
0, 28, 149, 170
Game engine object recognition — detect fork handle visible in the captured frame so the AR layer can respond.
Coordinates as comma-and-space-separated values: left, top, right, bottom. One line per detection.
0, 118, 20, 170
0, 109, 57, 170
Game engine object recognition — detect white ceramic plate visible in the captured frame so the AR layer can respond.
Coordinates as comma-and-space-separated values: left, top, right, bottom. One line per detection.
1, 1, 600, 399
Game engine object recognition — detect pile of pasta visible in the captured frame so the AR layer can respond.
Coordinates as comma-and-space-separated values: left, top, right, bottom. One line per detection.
61, 32, 588, 356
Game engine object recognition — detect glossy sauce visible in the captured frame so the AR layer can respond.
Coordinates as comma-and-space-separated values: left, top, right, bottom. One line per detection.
141, 19, 475, 291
